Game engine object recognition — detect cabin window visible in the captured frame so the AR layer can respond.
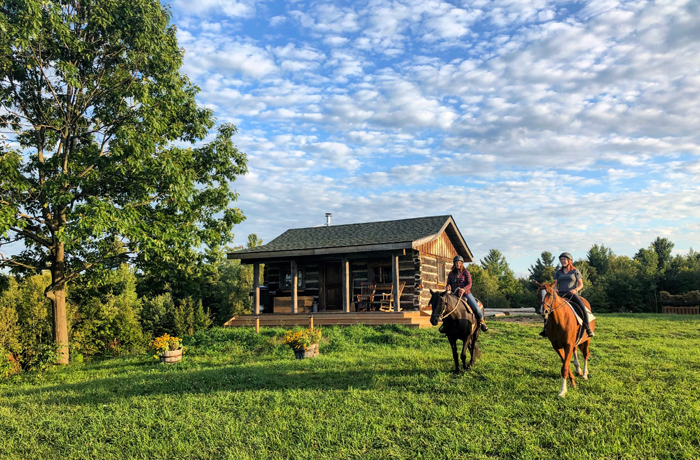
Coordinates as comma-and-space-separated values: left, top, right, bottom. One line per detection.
284, 269, 305, 289
371, 264, 392, 284
438, 262, 446, 284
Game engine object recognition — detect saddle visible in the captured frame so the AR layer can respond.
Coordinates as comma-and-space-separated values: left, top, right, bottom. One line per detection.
562, 299, 596, 345
438, 294, 480, 334
562, 299, 596, 326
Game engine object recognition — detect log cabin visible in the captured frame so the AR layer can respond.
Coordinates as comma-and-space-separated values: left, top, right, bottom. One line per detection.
224, 215, 473, 328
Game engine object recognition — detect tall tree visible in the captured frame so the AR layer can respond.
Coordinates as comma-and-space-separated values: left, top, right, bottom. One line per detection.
586, 244, 614, 279
651, 237, 674, 271
529, 251, 556, 283
0, 0, 247, 363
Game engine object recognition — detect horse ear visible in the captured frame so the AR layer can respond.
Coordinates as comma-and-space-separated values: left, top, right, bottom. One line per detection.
429, 288, 434, 295
535, 281, 541, 288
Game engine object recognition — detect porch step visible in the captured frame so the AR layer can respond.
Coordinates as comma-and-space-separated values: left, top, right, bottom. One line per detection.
224, 311, 434, 328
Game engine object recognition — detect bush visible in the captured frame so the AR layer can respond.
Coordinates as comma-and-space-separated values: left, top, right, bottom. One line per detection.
141, 293, 175, 338
0, 348, 21, 378
70, 265, 144, 357
0, 273, 61, 372
142, 293, 212, 338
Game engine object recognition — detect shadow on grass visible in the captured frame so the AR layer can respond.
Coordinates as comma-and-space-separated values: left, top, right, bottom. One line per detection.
5, 355, 458, 408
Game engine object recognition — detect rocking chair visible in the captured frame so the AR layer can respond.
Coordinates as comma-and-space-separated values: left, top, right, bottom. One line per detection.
379, 282, 406, 312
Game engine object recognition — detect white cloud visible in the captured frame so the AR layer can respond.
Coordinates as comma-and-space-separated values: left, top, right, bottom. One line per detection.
270, 15, 287, 26
172, 0, 259, 18
164, 0, 700, 272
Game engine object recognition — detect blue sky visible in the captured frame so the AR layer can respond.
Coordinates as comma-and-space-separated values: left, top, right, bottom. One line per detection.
166, 0, 700, 275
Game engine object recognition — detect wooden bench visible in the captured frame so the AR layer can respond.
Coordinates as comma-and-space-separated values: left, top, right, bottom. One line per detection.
662, 306, 699, 315
274, 296, 315, 313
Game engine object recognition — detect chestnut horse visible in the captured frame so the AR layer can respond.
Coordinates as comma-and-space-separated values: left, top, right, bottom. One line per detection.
429, 290, 482, 373
536, 281, 595, 397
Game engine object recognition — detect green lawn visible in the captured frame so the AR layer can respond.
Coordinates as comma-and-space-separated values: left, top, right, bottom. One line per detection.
1, 315, 699, 460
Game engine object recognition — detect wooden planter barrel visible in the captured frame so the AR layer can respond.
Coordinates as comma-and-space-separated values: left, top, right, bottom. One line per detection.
294, 343, 319, 359
161, 348, 183, 364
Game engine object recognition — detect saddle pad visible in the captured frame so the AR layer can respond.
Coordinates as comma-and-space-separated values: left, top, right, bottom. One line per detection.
565, 301, 596, 325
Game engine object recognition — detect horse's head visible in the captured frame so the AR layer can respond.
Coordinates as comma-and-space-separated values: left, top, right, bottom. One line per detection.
429, 289, 447, 326
535, 281, 557, 317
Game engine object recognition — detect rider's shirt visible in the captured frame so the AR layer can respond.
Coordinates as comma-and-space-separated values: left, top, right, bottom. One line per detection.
554, 268, 582, 293
446, 268, 472, 295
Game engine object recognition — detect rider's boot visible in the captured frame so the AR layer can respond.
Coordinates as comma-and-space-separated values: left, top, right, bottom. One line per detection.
586, 327, 595, 337
479, 320, 488, 332
539, 320, 547, 337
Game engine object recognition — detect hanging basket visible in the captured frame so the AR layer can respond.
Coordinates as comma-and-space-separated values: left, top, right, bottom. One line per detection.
293, 343, 319, 359
161, 348, 183, 364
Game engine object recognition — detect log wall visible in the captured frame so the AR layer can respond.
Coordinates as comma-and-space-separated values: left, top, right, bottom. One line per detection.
416, 253, 454, 309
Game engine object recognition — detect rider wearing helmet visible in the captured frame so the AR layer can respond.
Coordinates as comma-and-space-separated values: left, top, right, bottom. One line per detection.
445, 255, 488, 332
540, 252, 594, 337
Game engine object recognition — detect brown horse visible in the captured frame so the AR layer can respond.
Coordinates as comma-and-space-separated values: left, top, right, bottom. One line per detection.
429, 290, 482, 374
536, 281, 595, 397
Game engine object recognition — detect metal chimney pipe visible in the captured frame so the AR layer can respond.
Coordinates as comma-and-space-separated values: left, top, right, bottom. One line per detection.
325, 213, 332, 226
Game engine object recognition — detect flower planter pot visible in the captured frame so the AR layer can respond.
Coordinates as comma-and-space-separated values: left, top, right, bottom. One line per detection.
161, 348, 183, 364
294, 343, 319, 359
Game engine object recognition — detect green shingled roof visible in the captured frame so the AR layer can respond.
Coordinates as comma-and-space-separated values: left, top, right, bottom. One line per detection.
233, 215, 453, 254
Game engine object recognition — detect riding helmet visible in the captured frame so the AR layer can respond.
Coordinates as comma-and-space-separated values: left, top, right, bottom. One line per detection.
453, 255, 464, 263
559, 252, 573, 261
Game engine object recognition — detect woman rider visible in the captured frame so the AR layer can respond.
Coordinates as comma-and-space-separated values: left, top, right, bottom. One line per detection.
446, 256, 488, 332
540, 252, 594, 337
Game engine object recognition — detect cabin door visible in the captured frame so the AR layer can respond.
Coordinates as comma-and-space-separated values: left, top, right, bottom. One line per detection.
323, 261, 343, 311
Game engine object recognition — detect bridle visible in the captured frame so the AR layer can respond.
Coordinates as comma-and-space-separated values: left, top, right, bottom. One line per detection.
539, 288, 565, 319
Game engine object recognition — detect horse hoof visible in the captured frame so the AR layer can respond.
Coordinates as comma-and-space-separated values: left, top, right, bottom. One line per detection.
558, 392, 567, 398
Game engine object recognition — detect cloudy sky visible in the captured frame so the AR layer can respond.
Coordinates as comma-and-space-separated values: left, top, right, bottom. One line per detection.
168, 0, 700, 274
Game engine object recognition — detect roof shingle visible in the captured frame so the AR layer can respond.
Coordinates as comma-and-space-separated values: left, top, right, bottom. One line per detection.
233, 215, 452, 254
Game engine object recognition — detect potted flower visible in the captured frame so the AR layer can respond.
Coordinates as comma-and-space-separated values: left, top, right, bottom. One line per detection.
149, 333, 184, 364
284, 328, 321, 359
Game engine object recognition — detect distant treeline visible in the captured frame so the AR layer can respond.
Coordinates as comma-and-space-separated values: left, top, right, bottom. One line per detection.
2, 235, 699, 375
468, 237, 700, 312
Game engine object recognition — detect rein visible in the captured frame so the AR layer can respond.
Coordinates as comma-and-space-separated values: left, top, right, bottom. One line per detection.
439, 291, 466, 321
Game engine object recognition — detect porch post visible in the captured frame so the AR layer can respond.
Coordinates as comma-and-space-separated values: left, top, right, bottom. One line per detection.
253, 263, 260, 315
342, 258, 350, 313
291, 260, 298, 314
392, 254, 400, 312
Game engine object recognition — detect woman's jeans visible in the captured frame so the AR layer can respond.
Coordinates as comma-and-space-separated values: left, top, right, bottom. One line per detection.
561, 292, 590, 330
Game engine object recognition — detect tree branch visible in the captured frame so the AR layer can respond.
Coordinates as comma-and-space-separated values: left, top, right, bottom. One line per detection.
10, 226, 52, 248
0, 253, 47, 271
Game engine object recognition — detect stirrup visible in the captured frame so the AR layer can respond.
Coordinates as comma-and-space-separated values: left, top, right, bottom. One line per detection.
586, 328, 595, 337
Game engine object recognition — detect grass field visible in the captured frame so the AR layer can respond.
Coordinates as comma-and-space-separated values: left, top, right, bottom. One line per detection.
1, 314, 699, 460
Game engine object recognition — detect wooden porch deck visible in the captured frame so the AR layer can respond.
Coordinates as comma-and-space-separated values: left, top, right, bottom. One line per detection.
224, 311, 435, 329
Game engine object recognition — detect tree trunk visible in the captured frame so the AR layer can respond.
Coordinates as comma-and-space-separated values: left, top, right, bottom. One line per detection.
47, 242, 69, 365
50, 285, 69, 364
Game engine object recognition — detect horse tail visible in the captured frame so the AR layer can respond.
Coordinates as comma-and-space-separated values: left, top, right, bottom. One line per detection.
473, 341, 482, 359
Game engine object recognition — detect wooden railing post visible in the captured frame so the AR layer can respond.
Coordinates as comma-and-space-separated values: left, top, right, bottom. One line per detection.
342, 258, 350, 313
253, 263, 260, 315
392, 254, 400, 312
291, 260, 298, 314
